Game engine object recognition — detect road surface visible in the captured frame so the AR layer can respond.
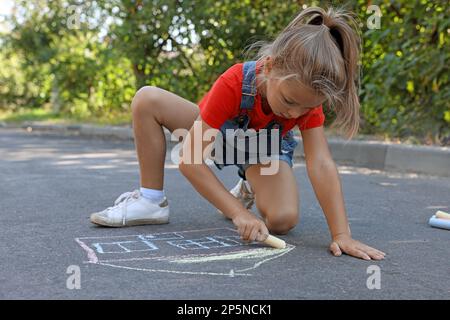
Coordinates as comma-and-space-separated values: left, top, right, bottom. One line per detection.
0, 128, 449, 299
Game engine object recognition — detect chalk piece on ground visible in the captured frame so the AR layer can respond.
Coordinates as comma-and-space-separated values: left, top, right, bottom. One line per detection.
263, 235, 286, 249
429, 215, 450, 230
435, 210, 450, 220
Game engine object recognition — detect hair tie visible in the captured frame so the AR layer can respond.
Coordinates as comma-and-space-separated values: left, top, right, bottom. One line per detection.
329, 27, 344, 57
308, 15, 330, 31
308, 15, 323, 26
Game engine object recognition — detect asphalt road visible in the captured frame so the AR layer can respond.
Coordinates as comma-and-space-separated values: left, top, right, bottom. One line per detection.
0, 127, 449, 299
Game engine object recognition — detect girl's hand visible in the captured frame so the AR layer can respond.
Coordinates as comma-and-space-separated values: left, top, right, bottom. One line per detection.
330, 234, 386, 260
232, 211, 269, 243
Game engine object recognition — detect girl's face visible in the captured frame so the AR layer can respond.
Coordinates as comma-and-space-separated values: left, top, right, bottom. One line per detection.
261, 57, 325, 119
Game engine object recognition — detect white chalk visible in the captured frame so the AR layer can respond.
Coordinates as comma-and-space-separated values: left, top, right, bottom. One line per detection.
429, 215, 450, 230
263, 235, 286, 249
435, 210, 450, 220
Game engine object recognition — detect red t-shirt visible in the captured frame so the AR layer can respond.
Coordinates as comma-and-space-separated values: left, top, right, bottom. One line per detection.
198, 62, 325, 136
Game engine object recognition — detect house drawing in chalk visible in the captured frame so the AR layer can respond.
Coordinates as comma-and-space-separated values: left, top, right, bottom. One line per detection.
91, 232, 243, 254
75, 228, 294, 277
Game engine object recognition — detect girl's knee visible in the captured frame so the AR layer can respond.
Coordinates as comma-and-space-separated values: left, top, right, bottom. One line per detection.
265, 209, 299, 235
131, 86, 162, 115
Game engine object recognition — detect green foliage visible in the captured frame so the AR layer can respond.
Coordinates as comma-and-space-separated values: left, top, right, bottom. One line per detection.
0, 0, 449, 144
49, 31, 135, 117
356, 0, 450, 144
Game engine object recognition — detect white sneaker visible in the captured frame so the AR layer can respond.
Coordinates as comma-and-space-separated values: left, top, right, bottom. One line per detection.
90, 190, 169, 227
218, 179, 255, 219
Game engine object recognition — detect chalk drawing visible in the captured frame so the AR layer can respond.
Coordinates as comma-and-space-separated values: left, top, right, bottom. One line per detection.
92, 240, 158, 254
167, 236, 242, 250
75, 227, 295, 277
75, 238, 98, 264
170, 247, 290, 264
138, 232, 184, 241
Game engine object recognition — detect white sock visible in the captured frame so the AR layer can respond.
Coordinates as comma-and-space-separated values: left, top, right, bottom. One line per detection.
140, 187, 165, 203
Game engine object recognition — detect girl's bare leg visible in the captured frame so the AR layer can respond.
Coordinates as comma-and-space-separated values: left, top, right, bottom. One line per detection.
245, 161, 299, 234
131, 86, 199, 190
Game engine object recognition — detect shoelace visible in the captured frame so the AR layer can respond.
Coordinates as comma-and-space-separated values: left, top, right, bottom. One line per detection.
105, 190, 140, 226
113, 189, 140, 206
102, 189, 140, 213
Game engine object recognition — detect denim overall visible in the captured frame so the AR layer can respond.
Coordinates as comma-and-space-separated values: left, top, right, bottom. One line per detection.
213, 61, 298, 179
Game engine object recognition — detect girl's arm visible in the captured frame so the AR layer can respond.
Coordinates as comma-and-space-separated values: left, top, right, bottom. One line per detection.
178, 116, 268, 242
301, 126, 385, 260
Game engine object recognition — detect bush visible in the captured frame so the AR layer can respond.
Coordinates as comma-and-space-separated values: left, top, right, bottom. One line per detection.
0, 0, 448, 144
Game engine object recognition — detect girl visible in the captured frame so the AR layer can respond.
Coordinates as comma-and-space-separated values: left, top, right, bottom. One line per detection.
90, 6, 386, 261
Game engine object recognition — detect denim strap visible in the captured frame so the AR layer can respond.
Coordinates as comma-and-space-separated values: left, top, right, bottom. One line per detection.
240, 61, 257, 111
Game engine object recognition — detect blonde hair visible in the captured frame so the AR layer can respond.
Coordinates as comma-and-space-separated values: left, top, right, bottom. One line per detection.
245, 6, 362, 139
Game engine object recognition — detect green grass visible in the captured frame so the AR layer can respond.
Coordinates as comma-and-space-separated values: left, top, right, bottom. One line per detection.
0, 108, 63, 123
0, 108, 132, 126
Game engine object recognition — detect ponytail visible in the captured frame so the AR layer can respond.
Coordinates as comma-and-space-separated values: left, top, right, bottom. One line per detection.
248, 6, 362, 139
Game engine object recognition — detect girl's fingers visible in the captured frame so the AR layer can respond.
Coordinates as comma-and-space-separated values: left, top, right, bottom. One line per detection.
371, 250, 386, 258
248, 227, 259, 243
330, 242, 342, 257
244, 225, 253, 241
364, 249, 384, 260
337, 239, 386, 261
360, 243, 386, 256
259, 224, 269, 241
369, 249, 385, 260
256, 232, 267, 242
352, 246, 372, 259
347, 248, 371, 260
239, 225, 245, 238
358, 245, 386, 260
371, 254, 384, 260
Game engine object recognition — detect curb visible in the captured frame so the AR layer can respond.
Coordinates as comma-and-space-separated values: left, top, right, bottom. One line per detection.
2, 121, 449, 177
294, 138, 450, 177
9, 122, 135, 140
